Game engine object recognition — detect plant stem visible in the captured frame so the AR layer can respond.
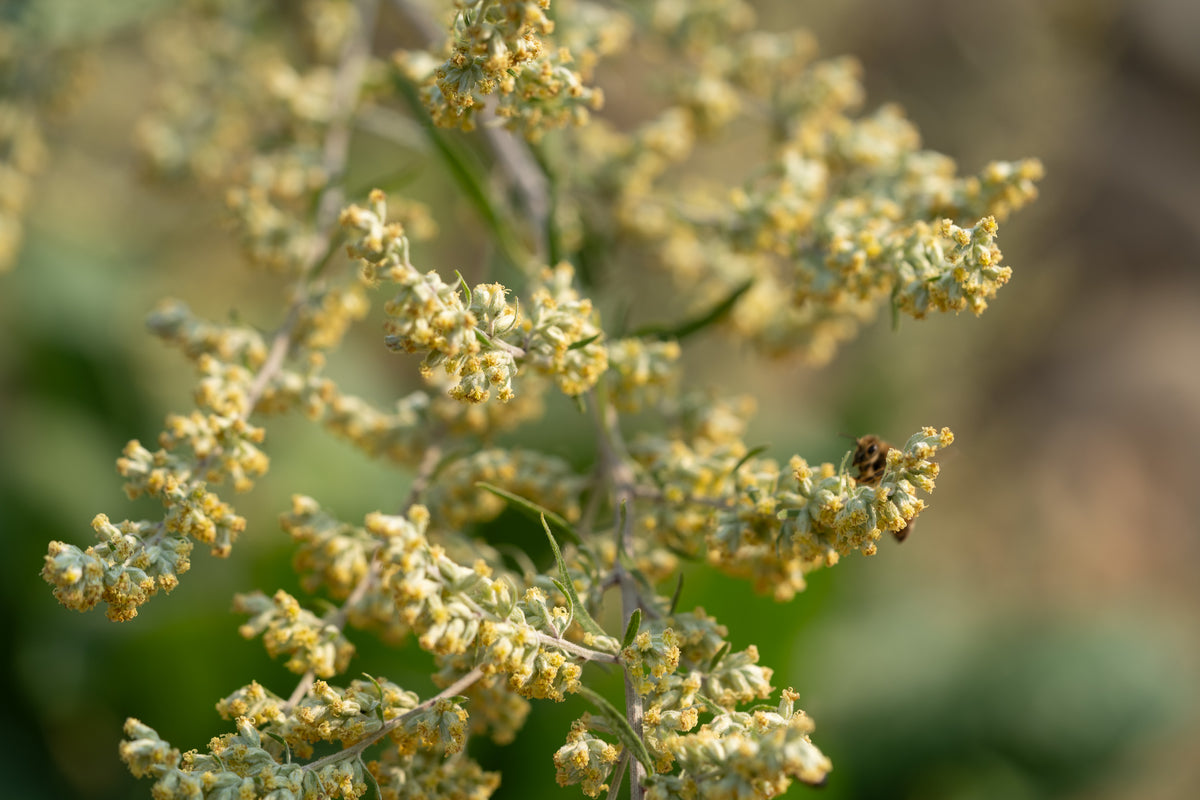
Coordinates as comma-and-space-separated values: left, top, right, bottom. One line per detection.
591, 389, 647, 799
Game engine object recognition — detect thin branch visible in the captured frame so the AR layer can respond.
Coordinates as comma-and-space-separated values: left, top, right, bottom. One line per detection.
402, 440, 445, 512
245, 0, 378, 413
456, 594, 621, 664
479, 104, 551, 262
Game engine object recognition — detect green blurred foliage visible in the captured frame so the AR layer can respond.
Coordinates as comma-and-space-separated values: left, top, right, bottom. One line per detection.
4, 0, 1200, 798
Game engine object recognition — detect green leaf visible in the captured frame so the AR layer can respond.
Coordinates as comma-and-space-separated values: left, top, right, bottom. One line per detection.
621, 609, 642, 650
668, 574, 685, 615
363, 673, 387, 722
476, 482, 580, 544
576, 686, 655, 772
732, 445, 769, 475
551, 578, 576, 633
497, 573, 520, 618
542, 516, 610, 643
263, 730, 289, 753
632, 279, 753, 342
361, 755, 383, 800
455, 270, 472, 307
568, 333, 602, 351
707, 642, 731, 673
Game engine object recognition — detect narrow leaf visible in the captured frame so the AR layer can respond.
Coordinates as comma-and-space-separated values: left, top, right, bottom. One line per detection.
361, 755, 383, 799
363, 673, 386, 722
263, 730, 288, 750
668, 574, 685, 615
707, 642, 731, 673
632, 279, 753, 342
551, 578, 576, 633
732, 445, 769, 474
455, 270, 472, 307
568, 333, 602, 351
542, 516, 610, 643
477, 482, 580, 544
577, 686, 655, 772
621, 609, 642, 650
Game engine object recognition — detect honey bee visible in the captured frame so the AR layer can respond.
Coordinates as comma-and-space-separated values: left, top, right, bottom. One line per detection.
851, 435, 913, 543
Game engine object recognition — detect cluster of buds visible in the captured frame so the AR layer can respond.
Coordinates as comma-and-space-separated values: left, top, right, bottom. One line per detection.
235, 589, 356, 678
435, 653, 533, 746
606, 338, 683, 411
893, 216, 1012, 317
342, 190, 611, 402
26, 0, 1048, 796
120, 671, 492, 800
554, 719, 622, 797
709, 427, 955, 600
644, 690, 832, 799
622, 628, 683, 696
522, 263, 610, 397
407, 0, 625, 137
41, 389, 268, 619
554, 606, 812, 797
547, 0, 1044, 366
359, 503, 617, 699
341, 191, 522, 402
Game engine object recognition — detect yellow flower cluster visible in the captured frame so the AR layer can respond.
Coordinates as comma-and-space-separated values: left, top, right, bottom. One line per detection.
645, 691, 832, 799
28, 0, 1046, 795
370, 747, 501, 800
709, 427, 955, 600
622, 629, 683, 696
411, 0, 625, 138
435, 653, 533, 746
551, 3, 1043, 366
121, 672, 493, 800
606, 338, 683, 411
235, 589, 356, 678
41, 396, 266, 620
554, 719, 621, 798
344, 192, 612, 403
522, 263, 610, 396
358, 504, 608, 700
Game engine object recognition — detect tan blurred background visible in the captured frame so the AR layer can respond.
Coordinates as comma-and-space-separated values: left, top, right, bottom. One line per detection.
2, 0, 1199, 798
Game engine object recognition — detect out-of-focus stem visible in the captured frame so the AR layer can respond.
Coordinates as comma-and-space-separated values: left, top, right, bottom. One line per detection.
592, 389, 647, 799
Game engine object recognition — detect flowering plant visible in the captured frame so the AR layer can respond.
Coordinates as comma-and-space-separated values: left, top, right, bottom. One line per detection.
29, 1, 1041, 797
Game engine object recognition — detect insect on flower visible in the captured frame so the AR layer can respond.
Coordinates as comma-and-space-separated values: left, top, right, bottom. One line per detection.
851, 435, 913, 543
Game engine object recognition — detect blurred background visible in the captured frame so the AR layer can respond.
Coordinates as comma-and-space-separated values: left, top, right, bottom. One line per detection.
3, 0, 1199, 798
